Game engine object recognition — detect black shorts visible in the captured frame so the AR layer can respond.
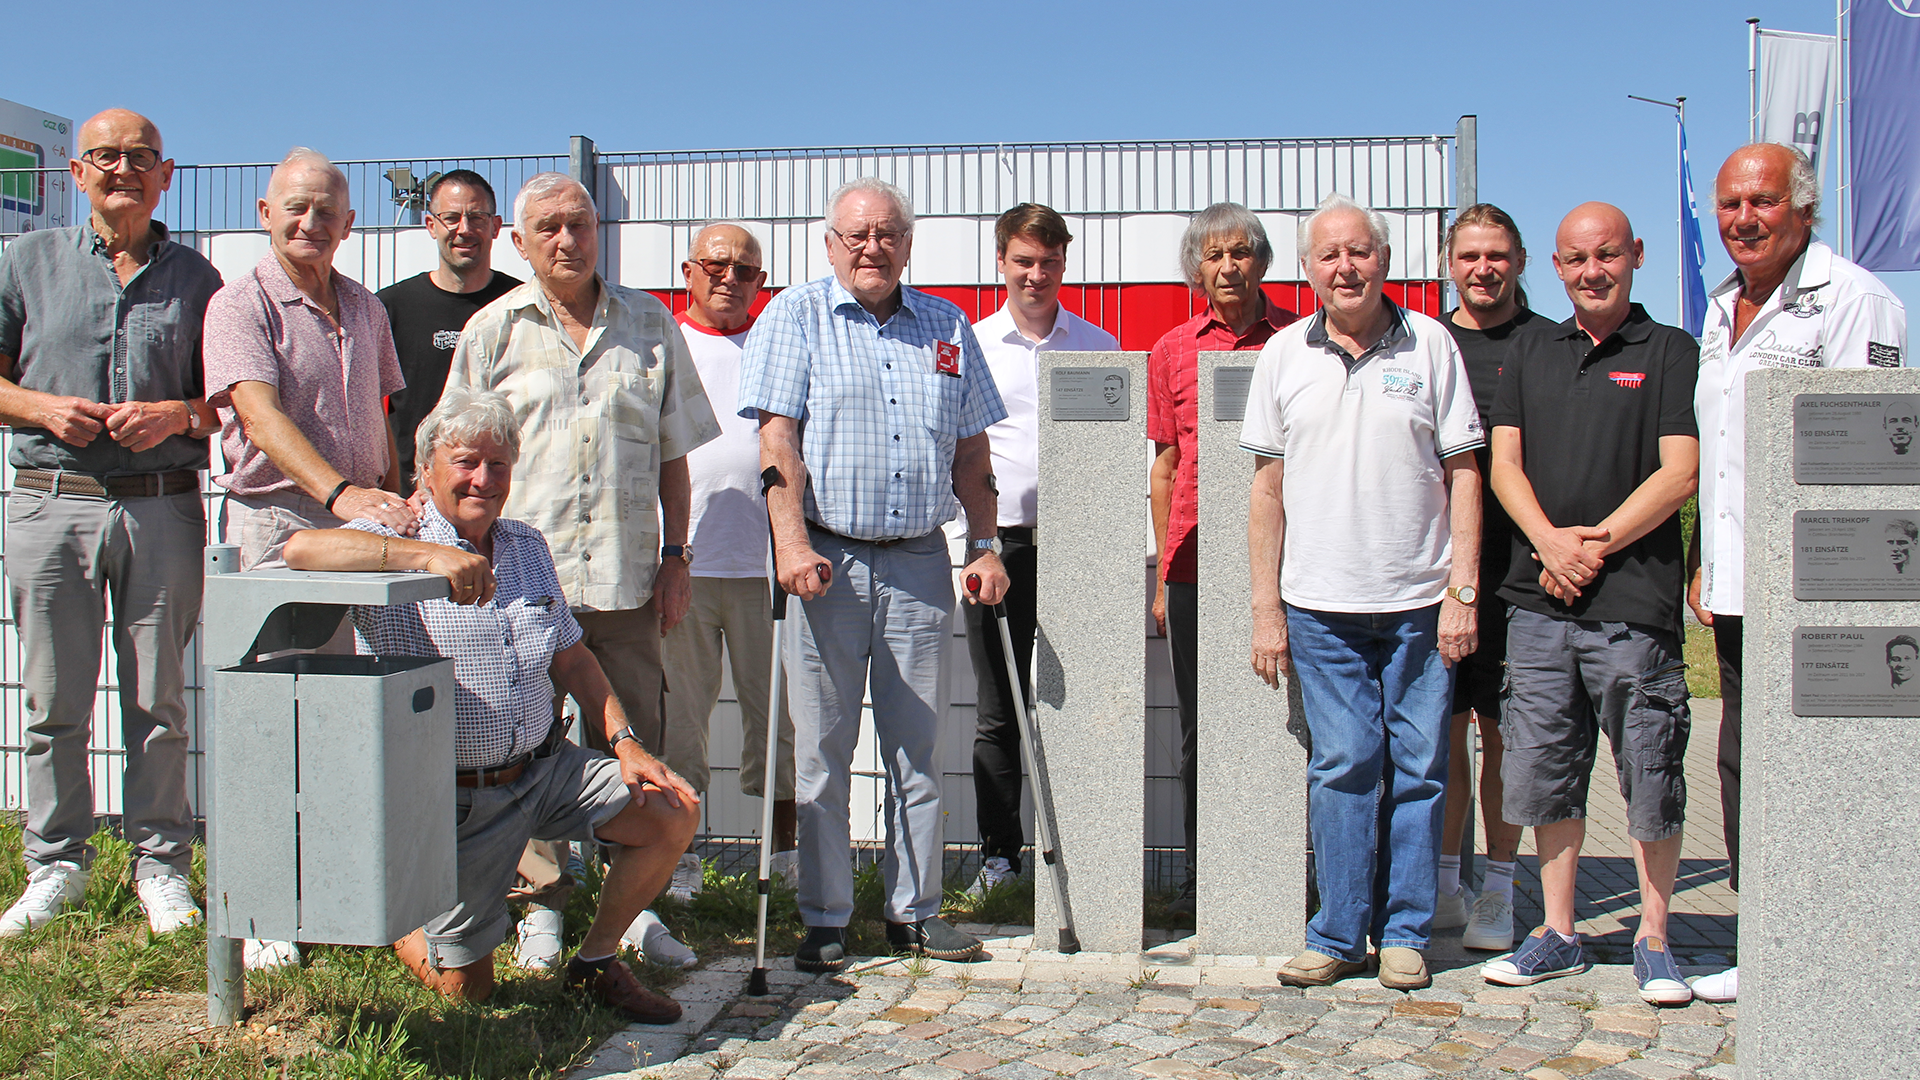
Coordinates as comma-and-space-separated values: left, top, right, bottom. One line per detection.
1451, 596, 1508, 719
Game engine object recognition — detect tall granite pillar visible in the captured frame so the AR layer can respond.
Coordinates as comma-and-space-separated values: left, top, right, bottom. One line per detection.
1195, 351, 1309, 956
1033, 351, 1147, 954
1742, 367, 1920, 1080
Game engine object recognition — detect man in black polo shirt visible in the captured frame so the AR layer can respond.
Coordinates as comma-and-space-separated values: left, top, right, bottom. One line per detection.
377, 169, 520, 494
1479, 203, 1700, 1006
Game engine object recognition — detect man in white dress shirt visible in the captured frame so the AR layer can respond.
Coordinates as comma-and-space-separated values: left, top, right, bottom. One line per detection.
963, 203, 1117, 896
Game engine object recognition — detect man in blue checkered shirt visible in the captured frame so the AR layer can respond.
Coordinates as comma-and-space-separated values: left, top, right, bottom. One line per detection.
739, 177, 1008, 970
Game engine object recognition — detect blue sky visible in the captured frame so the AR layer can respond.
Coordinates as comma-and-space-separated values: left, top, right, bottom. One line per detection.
8, 0, 1913, 323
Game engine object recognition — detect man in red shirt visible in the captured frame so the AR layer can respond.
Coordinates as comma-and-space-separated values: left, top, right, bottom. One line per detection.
1148, 202, 1298, 913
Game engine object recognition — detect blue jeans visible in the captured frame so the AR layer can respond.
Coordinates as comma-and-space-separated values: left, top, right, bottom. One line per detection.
1286, 603, 1453, 961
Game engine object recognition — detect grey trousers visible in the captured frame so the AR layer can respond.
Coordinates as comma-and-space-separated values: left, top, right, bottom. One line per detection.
5, 489, 204, 879
792, 528, 953, 927
219, 490, 354, 653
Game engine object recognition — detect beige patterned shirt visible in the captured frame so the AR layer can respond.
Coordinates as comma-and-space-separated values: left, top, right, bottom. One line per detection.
446, 278, 720, 612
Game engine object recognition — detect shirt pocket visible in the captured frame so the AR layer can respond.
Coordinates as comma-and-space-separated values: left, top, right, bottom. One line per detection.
605, 371, 661, 444
131, 297, 190, 395
503, 594, 567, 667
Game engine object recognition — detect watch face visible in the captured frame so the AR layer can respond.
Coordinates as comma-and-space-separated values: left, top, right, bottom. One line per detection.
1455, 585, 1477, 604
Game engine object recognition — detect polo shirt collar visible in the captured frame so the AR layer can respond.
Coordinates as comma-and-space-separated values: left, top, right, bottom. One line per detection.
1709, 238, 1830, 304
1304, 297, 1409, 366
1552, 302, 1655, 347
82, 218, 172, 262
828, 275, 919, 323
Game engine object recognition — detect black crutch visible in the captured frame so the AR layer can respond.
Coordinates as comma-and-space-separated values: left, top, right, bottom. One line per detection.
749, 467, 829, 995
966, 572, 1080, 954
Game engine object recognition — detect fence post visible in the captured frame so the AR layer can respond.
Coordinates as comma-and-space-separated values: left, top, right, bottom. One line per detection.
569, 135, 598, 212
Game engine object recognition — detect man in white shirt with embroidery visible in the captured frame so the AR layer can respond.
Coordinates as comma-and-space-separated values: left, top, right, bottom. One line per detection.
963, 203, 1117, 897
1688, 142, 1909, 1003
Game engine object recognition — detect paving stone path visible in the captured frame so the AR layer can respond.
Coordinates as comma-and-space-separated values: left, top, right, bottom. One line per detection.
568, 928, 1736, 1080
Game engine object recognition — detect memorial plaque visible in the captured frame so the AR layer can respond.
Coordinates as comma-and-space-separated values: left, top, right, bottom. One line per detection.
1792, 393, 1920, 484
1049, 367, 1130, 421
1792, 626, 1920, 716
1212, 365, 1255, 422
1793, 511, 1920, 599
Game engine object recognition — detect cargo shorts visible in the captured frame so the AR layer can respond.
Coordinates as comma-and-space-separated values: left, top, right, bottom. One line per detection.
1499, 607, 1691, 842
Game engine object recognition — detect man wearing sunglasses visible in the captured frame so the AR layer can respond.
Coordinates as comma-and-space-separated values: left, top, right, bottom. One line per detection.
378, 170, 521, 495
0, 110, 223, 938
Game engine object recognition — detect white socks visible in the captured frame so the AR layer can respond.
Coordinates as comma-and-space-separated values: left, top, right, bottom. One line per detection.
1482, 859, 1517, 903
1438, 854, 1462, 895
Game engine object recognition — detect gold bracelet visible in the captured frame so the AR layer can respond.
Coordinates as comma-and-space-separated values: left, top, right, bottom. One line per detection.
378, 536, 389, 572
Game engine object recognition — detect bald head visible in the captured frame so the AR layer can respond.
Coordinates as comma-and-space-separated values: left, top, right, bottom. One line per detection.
258, 147, 354, 274
1714, 143, 1815, 291
1552, 202, 1643, 337
683, 222, 767, 332
78, 109, 161, 156
691, 222, 762, 264
71, 109, 171, 233
265, 147, 349, 204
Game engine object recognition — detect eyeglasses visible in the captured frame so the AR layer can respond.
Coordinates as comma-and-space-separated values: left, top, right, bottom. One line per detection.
693, 259, 762, 282
431, 211, 496, 230
79, 147, 161, 173
830, 228, 907, 252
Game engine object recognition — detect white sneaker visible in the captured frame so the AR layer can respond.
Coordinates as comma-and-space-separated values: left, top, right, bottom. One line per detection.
1462, 891, 1515, 951
622, 908, 697, 969
768, 849, 800, 887
666, 853, 703, 902
966, 856, 1017, 899
134, 872, 202, 934
510, 906, 565, 970
1433, 884, 1474, 929
1691, 965, 1738, 1002
0, 862, 90, 937
243, 938, 301, 970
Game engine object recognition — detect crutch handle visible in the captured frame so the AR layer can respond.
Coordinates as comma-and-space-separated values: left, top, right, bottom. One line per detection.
964, 572, 1007, 618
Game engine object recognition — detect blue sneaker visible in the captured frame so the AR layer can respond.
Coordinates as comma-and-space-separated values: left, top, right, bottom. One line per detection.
1633, 936, 1693, 1005
1481, 925, 1589, 986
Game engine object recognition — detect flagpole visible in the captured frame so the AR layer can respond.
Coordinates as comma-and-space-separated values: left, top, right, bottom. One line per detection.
1835, 0, 1848, 258
1748, 18, 1761, 143
1629, 93, 1686, 326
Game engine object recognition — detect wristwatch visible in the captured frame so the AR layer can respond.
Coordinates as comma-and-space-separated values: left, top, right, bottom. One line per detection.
661, 543, 692, 566
609, 725, 640, 751
970, 537, 1003, 557
1446, 584, 1479, 605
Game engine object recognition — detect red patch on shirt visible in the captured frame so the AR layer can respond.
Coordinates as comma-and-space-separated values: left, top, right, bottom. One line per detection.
1609, 371, 1646, 389
935, 340, 961, 376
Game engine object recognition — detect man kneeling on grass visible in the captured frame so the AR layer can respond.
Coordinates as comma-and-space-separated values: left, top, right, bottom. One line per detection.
284, 387, 698, 1023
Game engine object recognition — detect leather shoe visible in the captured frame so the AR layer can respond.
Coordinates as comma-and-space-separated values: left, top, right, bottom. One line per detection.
1377, 946, 1430, 990
795, 925, 849, 973
566, 956, 682, 1024
1277, 949, 1366, 987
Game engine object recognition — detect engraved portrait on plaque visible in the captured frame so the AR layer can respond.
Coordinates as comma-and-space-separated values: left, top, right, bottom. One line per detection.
1050, 367, 1130, 421
1793, 626, 1920, 717
1793, 511, 1920, 600
1793, 393, 1920, 484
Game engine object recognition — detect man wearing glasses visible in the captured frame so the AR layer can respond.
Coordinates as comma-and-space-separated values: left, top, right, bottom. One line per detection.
378, 170, 521, 495
657, 223, 798, 902
740, 177, 1008, 971
0, 110, 222, 937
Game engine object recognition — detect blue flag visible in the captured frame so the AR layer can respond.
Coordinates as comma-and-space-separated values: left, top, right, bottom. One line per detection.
1679, 120, 1709, 337
1851, 0, 1920, 272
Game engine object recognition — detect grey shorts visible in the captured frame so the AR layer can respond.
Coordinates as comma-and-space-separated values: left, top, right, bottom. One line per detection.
423, 740, 632, 969
1499, 608, 1690, 842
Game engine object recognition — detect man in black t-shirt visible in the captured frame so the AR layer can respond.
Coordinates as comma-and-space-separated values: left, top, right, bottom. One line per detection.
377, 169, 519, 495
1480, 203, 1700, 1006
1434, 205, 1536, 954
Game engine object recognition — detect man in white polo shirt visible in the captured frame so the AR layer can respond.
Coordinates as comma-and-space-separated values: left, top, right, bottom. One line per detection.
659, 222, 798, 893
963, 203, 1117, 897
1242, 193, 1484, 992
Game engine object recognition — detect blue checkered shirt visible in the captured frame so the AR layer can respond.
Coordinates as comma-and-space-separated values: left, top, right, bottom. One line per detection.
738, 276, 1006, 540
345, 504, 583, 768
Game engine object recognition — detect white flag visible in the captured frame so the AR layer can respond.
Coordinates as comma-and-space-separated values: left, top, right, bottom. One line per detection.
1757, 29, 1838, 196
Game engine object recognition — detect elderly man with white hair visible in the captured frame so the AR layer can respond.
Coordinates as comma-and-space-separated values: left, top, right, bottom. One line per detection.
739, 177, 1008, 972
205, 147, 415, 574
444, 172, 720, 971
1241, 193, 1483, 991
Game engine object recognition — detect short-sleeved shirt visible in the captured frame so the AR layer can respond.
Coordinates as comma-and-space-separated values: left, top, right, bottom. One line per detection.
737, 276, 1006, 540
203, 254, 405, 497
1238, 301, 1483, 613
0, 221, 222, 475
1490, 305, 1699, 628
676, 312, 767, 579
377, 270, 522, 493
972, 303, 1118, 529
345, 502, 582, 769
1696, 240, 1910, 616
446, 278, 720, 612
1149, 294, 1298, 583
1442, 307, 1542, 592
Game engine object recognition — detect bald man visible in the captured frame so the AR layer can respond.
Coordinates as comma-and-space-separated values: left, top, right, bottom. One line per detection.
1481, 203, 1700, 1005
0, 110, 223, 936
204, 147, 412, 577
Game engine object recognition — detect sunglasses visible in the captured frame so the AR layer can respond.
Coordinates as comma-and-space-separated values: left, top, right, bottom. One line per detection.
693, 259, 762, 282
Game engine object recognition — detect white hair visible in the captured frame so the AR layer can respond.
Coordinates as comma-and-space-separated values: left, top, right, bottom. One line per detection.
414, 387, 522, 486
1297, 192, 1391, 260
1178, 203, 1273, 288
267, 147, 348, 201
1732, 142, 1821, 222
513, 172, 595, 226
827, 177, 914, 233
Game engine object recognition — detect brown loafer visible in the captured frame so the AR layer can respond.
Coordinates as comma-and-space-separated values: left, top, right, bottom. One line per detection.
566, 956, 682, 1024
1377, 946, 1431, 990
1277, 949, 1367, 987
